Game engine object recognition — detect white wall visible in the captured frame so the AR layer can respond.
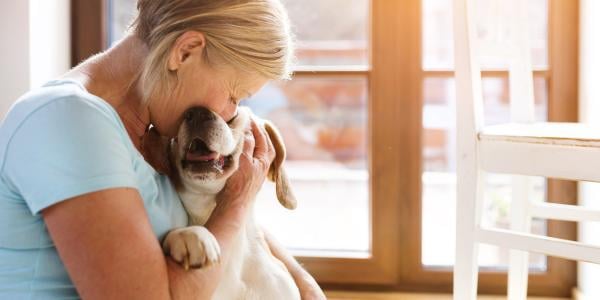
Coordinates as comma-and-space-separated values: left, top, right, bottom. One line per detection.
0, 0, 71, 121
578, 0, 600, 298
29, 0, 71, 88
0, 1, 31, 120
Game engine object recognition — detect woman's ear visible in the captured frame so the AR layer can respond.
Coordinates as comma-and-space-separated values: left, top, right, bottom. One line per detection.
167, 31, 206, 71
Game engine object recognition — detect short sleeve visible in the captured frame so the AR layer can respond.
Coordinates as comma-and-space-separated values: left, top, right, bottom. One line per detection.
1, 97, 138, 214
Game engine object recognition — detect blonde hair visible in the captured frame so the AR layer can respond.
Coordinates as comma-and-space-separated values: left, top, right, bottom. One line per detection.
132, 0, 294, 101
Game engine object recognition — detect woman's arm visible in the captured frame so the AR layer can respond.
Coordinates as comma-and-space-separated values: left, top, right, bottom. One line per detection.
43, 188, 173, 299
263, 230, 326, 300
43, 188, 256, 300
43, 119, 275, 299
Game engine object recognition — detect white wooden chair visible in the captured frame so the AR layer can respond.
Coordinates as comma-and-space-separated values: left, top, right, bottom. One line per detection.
453, 0, 600, 299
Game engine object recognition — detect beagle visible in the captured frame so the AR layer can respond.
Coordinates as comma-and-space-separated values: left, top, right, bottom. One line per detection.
161, 106, 300, 300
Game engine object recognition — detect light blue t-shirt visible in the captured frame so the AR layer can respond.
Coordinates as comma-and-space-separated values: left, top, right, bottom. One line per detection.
0, 79, 188, 299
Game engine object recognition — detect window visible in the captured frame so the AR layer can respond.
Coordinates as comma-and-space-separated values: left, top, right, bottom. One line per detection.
246, 0, 370, 255
73, 0, 577, 295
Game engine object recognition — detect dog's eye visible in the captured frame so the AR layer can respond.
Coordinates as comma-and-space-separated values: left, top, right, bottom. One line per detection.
227, 113, 238, 125
184, 110, 193, 122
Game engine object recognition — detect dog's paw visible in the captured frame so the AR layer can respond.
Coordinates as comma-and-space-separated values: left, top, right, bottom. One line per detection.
162, 226, 221, 270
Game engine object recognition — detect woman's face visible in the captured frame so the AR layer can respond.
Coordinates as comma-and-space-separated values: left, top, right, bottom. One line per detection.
149, 55, 268, 137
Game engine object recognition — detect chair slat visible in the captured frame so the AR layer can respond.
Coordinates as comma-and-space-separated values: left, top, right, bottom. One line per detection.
531, 203, 600, 222
476, 228, 600, 264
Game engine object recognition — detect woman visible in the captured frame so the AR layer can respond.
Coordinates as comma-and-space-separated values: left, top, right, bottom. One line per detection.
0, 0, 324, 298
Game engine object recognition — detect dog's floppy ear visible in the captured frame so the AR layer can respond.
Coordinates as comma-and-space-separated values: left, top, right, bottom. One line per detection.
264, 120, 297, 210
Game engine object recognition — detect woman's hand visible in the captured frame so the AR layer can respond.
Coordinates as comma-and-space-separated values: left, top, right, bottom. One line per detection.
205, 117, 276, 252
215, 118, 276, 210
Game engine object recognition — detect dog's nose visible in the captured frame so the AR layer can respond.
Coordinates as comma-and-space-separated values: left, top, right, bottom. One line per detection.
184, 107, 216, 124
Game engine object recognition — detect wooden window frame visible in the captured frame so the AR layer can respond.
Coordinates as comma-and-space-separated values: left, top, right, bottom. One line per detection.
71, 0, 578, 296
71, 0, 107, 66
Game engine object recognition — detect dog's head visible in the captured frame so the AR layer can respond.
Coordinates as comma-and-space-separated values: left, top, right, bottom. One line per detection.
169, 106, 297, 209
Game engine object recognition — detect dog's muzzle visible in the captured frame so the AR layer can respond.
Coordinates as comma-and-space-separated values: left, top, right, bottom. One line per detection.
181, 137, 233, 173
178, 107, 237, 175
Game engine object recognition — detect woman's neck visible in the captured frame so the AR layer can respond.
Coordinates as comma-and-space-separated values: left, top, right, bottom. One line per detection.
63, 34, 151, 151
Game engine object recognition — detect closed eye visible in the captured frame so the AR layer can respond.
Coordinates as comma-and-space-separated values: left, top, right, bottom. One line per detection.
227, 112, 238, 125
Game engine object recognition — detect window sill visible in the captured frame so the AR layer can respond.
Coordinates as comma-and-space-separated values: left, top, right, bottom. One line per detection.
325, 290, 570, 300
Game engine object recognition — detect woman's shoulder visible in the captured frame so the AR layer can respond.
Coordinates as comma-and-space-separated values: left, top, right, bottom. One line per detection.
0, 79, 131, 173
1, 79, 122, 132
0, 79, 140, 215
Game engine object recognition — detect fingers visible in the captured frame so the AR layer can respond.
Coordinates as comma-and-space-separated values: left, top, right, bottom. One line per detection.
250, 118, 275, 166
250, 118, 268, 157
242, 126, 255, 159
264, 129, 275, 163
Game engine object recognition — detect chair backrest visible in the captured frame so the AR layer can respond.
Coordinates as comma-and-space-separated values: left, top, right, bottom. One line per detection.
506, 0, 535, 123
454, 0, 536, 136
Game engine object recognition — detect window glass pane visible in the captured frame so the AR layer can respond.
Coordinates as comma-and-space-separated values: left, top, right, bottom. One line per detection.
108, 0, 136, 46
108, 0, 370, 67
247, 77, 370, 255
421, 77, 547, 269
482, 77, 548, 125
280, 0, 369, 67
422, 0, 548, 70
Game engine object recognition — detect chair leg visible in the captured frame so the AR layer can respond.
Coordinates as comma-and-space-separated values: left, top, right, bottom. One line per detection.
454, 241, 479, 300
508, 175, 532, 300
508, 249, 529, 300
454, 170, 484, 300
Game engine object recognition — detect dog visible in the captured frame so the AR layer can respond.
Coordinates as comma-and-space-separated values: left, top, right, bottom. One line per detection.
161, 106, 301, 300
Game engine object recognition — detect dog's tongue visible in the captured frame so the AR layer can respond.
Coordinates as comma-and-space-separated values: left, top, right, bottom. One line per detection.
186, 151, 219, 162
